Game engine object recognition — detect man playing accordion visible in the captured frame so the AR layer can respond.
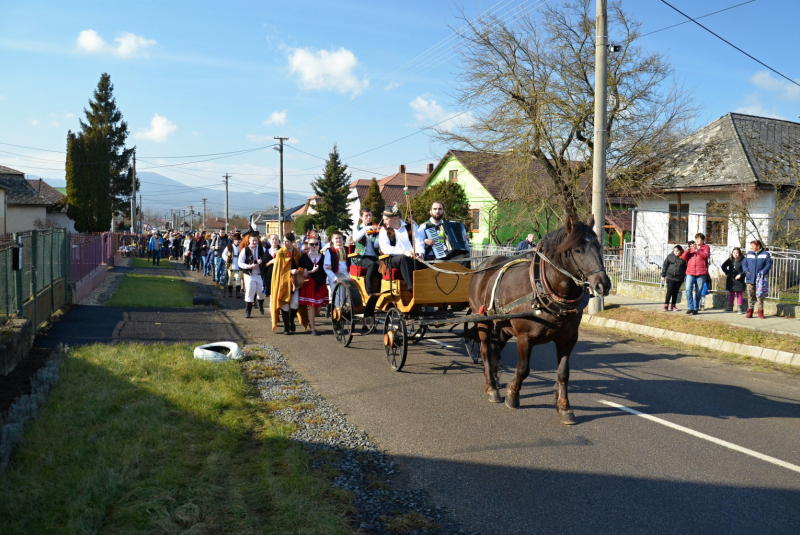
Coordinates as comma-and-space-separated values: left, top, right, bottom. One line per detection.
414, 201, 471, 264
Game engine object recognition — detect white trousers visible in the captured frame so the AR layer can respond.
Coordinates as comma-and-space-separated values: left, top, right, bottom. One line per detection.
243, 273, 265, 303
280, 289, 299, 311
226, 268, 242, 288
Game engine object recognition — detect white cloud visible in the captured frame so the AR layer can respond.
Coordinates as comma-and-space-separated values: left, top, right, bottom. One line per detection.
263, 110, 287, 126
28, 119, 39, 126
76, 29, 157, 58
135, 113, 177, 143
409, 96, 473, 130
64, 112, 74, 119
750, 71, 800, 101
287, 47, 368, 97
735, 94, 786, 120
385, 81, 400, 91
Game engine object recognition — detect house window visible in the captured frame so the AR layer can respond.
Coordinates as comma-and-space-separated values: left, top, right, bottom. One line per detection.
668, 204, 689, 243
449, 170, 458, 182
470, 209, 480, 232
706, 201, 729, 245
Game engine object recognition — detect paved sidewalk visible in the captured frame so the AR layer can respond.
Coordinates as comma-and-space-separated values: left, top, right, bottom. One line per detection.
605, 294, 800, 338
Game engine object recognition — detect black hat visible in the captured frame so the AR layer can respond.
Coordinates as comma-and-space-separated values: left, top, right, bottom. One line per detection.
382, 202, 401, 218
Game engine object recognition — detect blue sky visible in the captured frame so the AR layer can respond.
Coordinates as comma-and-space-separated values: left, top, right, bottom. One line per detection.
1, 0, 798, 214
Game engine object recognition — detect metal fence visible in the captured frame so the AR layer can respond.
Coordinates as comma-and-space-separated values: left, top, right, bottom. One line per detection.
621, 242, 800, 303
0, 229, 70, 328
70, 234, 104, 282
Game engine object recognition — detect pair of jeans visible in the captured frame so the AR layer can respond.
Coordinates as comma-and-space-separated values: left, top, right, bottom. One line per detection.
151, 249, 161, 265
215, 256, 226, 284
204, 252, 214, 276
684, 274, 707, 311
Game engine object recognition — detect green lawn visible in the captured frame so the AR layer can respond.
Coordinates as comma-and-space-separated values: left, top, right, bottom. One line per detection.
106, 274, 193, 307
0, 343, 353, 534
132, 257, 174, 269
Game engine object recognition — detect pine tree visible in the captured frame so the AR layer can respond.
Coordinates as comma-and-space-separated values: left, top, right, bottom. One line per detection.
361, 178, 385, 219
310, 144, 355, 231
66, 129, 112, 232
80, 73, 135, 215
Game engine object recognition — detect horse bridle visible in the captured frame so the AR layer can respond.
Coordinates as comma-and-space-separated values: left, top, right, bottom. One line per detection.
562, 248, 606, 288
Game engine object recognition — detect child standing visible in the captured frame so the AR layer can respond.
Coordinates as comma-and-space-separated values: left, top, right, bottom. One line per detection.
661, 245, 686, 311
721, 247, 745, 314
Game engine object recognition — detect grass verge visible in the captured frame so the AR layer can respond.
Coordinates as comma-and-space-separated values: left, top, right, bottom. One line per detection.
582, 324, 800, 376
0, 343, 353, 534
132, 257, 175, 269
106, 273, 193, 307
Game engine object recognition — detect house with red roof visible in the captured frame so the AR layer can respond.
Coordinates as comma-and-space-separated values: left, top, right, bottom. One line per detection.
347, 164, 433, 225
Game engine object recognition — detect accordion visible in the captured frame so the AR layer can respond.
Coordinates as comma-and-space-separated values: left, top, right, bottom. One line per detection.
423, 221, 470, 260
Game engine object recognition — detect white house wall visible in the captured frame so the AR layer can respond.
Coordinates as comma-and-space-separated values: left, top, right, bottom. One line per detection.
7, 205, 46, 233
635, 190, 776, 250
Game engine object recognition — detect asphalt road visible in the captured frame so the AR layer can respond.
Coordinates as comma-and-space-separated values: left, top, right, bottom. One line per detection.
47, 273, 800, 534
235, 314, 800, 535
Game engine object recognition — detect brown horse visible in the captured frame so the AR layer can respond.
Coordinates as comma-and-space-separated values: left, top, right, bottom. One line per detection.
468, 215, 611, 424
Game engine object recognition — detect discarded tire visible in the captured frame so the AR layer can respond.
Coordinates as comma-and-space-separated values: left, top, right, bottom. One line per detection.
193, 342, 243, 362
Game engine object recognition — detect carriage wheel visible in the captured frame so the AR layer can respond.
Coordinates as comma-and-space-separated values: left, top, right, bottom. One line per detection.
332, 282, 354, 347
383, 308, 407, 371
409, 325, 427, 344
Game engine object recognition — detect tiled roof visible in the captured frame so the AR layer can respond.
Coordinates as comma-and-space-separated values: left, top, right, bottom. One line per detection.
26, 179, 65, 205
350, 167, 430, 207
204, 218, 226, 229
249, 204, 306, 223
0, 168, 49, 206
647, 112, 800, 190
377, 172, 429, 188
606, 211, 633, 233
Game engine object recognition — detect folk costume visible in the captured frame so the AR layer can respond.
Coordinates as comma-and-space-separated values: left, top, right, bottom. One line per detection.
299, 252, 329, 307
238, 241, 267, 318
263, 246, 279, 297
221, 235, 242, 298
351, 221, 380, 294
270, 246, 309, 334
378, 203, 423, 292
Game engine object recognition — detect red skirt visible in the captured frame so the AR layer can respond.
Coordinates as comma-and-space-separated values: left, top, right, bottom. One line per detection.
298, 278, 329, 306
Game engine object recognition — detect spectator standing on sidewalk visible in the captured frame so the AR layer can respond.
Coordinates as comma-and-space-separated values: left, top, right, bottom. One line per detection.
743, 239, 772, 319
148, 232, 164, 266
661, 245, 686, 311
681, 233, 710, 315
516, 234, 536, 252
722, 247, 746, 314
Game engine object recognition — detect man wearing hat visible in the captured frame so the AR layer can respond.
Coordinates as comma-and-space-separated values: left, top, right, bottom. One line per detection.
377, 203, 424, 292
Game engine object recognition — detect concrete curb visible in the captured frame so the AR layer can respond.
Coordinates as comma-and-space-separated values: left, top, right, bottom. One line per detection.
581, 314, 800, 367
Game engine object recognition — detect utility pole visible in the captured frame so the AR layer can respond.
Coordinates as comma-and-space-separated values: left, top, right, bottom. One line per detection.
223, 174, 230, 233
274, 137, 289, 240
589, 0, 608, 315
189, 205, 194, 230
131, 149, 137, 235
201, 198, 207, 231
139, 194, 142, 234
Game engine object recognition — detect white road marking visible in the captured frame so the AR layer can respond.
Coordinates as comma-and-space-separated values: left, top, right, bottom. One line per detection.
599, 399, 800, 475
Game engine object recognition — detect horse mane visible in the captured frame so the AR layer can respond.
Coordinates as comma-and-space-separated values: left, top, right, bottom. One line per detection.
539, 221, 595, 259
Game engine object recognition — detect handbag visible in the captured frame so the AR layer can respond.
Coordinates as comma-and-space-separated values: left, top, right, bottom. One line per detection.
756, 273, 769, 298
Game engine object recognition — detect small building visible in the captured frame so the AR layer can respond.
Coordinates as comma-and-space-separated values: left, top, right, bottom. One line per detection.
635, 112, 800, 250
26, 178, 76, 232
203, 217, 227, 231
249, 204, 305, 236
0, 165, 49, 233
348, 164, 433, 225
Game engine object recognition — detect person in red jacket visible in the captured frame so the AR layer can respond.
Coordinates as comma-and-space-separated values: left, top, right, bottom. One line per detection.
681, 232, 711, 315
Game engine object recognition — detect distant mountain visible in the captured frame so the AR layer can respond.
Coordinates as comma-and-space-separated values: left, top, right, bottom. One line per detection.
27, 172, 311, 218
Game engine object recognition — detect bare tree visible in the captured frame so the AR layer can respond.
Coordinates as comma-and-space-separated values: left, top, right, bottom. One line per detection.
434, 0, 697, 218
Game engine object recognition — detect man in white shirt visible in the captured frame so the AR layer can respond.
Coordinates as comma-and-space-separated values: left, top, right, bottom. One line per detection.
414, 201, 471, 265
351, 208, 381, 294
378, 203, 424, 292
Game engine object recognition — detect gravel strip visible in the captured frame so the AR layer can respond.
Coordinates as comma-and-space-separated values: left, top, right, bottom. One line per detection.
245, 344, 476, 535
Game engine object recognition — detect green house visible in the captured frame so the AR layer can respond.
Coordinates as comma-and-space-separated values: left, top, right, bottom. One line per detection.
422, 150, 541, 245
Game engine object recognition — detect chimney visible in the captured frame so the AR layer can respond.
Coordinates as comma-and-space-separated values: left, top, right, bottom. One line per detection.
399, 164, 406, 174
426, 163, 434, 174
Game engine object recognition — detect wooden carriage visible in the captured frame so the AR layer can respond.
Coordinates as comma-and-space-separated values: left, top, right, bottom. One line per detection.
331, 253, 476, 370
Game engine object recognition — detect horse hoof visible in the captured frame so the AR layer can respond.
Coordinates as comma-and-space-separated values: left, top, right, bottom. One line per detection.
559, 411, 576, 425
487, 390, 503, 403
505, 396, 520, 409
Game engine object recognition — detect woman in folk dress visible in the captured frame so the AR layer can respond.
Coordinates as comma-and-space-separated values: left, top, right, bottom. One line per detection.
298, 236, 326, 336
324, 230, 351, 313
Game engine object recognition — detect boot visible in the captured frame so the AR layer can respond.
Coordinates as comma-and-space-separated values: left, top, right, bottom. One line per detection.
289, 308, 297, 332
281, 309, 292, 335
662, 304, 669, 312
245, 302, 252, 319
738, 305, 745, 315
758, 310, 765, 319
257, 299, 265, 315
746, 309, 753, 318
227, 285, 233, 298
725, 304, 733, 312
235, 286, 241, 299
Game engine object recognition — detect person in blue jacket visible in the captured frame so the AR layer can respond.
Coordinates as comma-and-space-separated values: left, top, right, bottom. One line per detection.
742, 239, 772, 319
516, 234, 536, 252
148, 232, 164, 266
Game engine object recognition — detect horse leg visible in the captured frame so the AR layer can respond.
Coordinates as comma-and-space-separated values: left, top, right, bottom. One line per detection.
553, 334, 578, 425
505, 334, 531, 409
478, 322, 502, 403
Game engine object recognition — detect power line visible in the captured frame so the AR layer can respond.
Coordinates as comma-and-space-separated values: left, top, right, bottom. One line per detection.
639, 0, 755, 38
0, 141, 64, 153
659, 0, 800, 88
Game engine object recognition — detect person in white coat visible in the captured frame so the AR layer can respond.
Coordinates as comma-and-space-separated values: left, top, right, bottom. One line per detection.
238, 234, 267, 318
221, 232, 242, 298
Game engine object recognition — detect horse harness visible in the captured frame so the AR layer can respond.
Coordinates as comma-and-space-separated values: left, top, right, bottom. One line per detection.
486, 243, 600, 318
